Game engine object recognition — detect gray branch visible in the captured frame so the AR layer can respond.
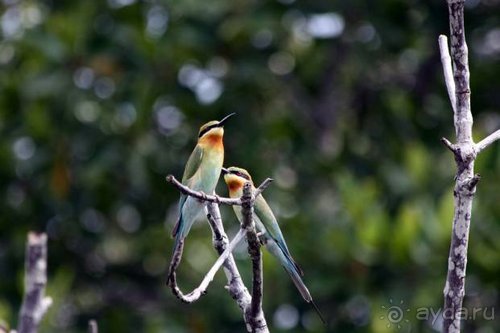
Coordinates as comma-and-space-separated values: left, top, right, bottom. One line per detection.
474, 129, 500, 154
166, 175, 241, 205
438, 35, 456, 112
165, 175, 270, 332
17, 233, 52, 333
166, 229, 246, 303
253, 178, 274, 198
205, 203, 253, 314
241, 183, 267, 333
438, 1, 498, 332
206, 203, 268, 332
165, 175, 273, 207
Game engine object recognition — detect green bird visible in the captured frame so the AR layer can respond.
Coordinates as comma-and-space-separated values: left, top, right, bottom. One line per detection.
171, 113, 234, 248
222, 166, 325, 324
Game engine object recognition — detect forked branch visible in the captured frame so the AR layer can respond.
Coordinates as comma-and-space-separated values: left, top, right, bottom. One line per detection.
165, 175, 271, 333
438, 1, 500, 332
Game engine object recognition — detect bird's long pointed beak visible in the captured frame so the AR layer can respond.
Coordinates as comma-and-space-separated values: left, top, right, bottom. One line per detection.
221, 167, 229, 175
217, 113, 236, 126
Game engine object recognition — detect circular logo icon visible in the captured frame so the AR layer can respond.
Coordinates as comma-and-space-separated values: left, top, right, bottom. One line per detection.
380, 299, 410, 330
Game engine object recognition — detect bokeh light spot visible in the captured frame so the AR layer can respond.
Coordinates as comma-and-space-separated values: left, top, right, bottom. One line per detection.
116, 204, 141, 233
306, 13, 344, 39
74, 101, 101, 123
273, 304, 299, 330
12, 136, 35, 160
268, 52, 295, 75
73, 67, 95, 90
146, 5, 168, 38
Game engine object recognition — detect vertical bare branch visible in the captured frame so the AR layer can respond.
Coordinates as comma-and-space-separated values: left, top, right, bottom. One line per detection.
447, 0, 473, 144
17, 232, 52, 333
441, 1, 475, 331
438, 1, 499, 332
166, 239, 184, 290
241, 183, 267, 333
206, 203, 253, 313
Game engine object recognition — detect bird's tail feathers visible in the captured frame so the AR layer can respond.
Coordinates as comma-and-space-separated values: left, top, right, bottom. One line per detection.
290, 257, 304, 277
309, 299, 327, 325
287, 263, 312, 302
285, 262, 326, 325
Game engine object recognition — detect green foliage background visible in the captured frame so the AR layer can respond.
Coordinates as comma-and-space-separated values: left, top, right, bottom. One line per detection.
1, 0, 499, 332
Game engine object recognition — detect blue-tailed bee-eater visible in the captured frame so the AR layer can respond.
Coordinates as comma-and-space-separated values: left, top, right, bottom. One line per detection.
171, 113, 235, 248
222, 166, 325, 324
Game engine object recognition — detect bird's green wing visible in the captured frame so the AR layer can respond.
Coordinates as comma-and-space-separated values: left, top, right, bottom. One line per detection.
254, 195, 286, 246
172, 144, 203, 239
182, 144, 203, 184
254, 194, 304, 276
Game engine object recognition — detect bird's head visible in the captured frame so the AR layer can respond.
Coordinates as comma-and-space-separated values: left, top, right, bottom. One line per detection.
222, 166, 253, 193
197, 113, 235, 146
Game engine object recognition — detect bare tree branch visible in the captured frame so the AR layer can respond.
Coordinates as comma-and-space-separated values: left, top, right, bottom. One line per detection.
166, 229, 246, 303
441, 137, 457, 153
165, 177, 270, 332
205, 203, 254, 316
166, 239, 185, 300
17, 233, 52, 333
439, 35, 456, 112
166, 175, 241, 205
474, 129, 500, 154
241, 183, 267, 333
438, 1, 498, 332
165, 175, 273, 206
253, 178, 274, 198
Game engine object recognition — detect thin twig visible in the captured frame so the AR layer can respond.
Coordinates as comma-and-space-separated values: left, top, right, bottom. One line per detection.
17, 233, 52, 333
166, 239, 185, 298
441, 137, 457, 153
166, 175, 241, 205
254, 178, 274, 198
475, 129, 500, 154
438, 35, 456, 113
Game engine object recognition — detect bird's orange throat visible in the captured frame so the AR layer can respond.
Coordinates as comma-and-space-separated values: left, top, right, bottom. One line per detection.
226, 178, 245, 193
199, 129, 224, 150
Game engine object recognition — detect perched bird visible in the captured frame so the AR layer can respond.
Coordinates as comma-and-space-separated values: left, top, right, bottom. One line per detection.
171, 113, 235, 248
222, 166, 325, 324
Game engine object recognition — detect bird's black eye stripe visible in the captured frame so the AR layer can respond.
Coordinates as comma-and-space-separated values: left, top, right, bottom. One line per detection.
235, 171, 250, 180
198, 124, 219, 138
227, 169, 250, 180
